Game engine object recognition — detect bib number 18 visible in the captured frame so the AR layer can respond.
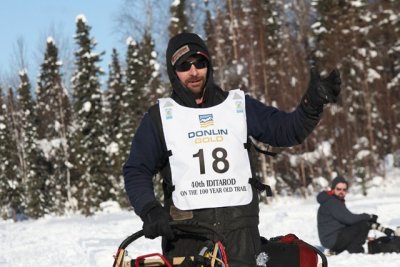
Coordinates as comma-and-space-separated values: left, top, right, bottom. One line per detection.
193, 147, 229, 174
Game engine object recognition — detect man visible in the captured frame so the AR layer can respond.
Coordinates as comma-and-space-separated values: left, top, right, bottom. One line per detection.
124, 32, 341, 266
317, 176, 395, 254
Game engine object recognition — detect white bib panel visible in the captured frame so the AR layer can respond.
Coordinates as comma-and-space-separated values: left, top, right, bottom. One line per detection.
159, 89, 253, 210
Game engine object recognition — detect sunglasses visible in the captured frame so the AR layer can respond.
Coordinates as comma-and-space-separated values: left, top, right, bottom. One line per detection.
334, 187, 347, 192
175, 58, 208, 72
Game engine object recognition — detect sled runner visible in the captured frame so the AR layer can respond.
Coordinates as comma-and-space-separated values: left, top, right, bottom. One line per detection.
112, 221, 229, 267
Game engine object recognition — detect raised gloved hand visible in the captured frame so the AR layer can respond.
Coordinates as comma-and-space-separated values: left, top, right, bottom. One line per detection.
369, 214, 378, 223
301, 67, 341, 113
140, 201, 174, 240
383, 228, 395, 237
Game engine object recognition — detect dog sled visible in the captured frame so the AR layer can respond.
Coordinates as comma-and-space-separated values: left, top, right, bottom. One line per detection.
113, 221, 229, 267
112, 221, 328, 267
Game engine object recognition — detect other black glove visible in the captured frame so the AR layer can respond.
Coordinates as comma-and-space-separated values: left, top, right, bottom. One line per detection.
301, 67, 341, 113
140, 201, 174, 240
383, 228, 395, 237
369, 214, 378, 223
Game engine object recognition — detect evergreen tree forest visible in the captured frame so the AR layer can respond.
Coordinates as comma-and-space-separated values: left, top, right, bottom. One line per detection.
0, 0, 399, 219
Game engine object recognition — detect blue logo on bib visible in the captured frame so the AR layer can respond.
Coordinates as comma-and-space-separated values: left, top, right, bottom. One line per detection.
199, 114, 214, 128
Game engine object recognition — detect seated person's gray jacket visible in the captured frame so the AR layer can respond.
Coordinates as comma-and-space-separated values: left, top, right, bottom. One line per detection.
317, 191, 370, 248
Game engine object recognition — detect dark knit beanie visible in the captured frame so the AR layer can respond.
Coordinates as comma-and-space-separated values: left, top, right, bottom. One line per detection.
165, 32, 226, 109
331, 176, 348, 189
167, 33, 210, 67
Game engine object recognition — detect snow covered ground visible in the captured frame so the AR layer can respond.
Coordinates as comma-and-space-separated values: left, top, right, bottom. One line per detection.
1, 168, 400, 267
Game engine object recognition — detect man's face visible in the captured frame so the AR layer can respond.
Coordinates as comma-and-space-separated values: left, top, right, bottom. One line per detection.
333, 182, 348, 200
175, 55, 208, 101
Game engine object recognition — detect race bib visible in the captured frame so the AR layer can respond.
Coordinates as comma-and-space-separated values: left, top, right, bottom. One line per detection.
159, 89, 253, 210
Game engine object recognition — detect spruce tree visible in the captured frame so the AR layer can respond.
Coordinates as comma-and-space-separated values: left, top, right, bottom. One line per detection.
312, 0, 384, 182
3, 88, 26, 220
118, 37, 143, 185
373, 0, 400, 155
123, 34, 165, 202
71, 15, 113, 215
0, 87, 21, 219
16, 71, 47, 218
105, 48, 129, 207
138, 31, 163, 103
169, 0, 189, 37
122, 32, 163, 133
36, 37, 72, 214
138, 32, 164, 200
106, 48, 124, 142
122, 37, 144, 146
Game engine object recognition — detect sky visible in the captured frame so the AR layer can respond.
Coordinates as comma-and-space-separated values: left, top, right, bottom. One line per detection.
1, 163, 400, 266
0, 0, 125, 85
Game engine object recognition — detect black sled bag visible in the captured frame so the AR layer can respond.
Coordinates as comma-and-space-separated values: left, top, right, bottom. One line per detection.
261, 234, 327, 267
368, 236, 400, 254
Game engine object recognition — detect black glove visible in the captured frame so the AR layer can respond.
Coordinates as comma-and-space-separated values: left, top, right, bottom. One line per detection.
301, 67, 341, 113
383, 228, 395, 237
140, 201, 174, 240
369, 214, 378, 223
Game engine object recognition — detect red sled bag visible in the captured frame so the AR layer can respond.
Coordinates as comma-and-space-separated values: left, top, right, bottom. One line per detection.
260, 234, 328, 267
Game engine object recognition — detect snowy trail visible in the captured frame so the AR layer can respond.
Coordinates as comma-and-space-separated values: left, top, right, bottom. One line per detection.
1, 170, 400, 266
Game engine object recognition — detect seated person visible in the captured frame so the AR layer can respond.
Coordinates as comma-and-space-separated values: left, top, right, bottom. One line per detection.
317, 176, 394, 254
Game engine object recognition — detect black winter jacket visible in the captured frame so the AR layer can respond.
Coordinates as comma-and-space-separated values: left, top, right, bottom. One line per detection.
316, 191, 370, 248
123, 32, 322, 233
